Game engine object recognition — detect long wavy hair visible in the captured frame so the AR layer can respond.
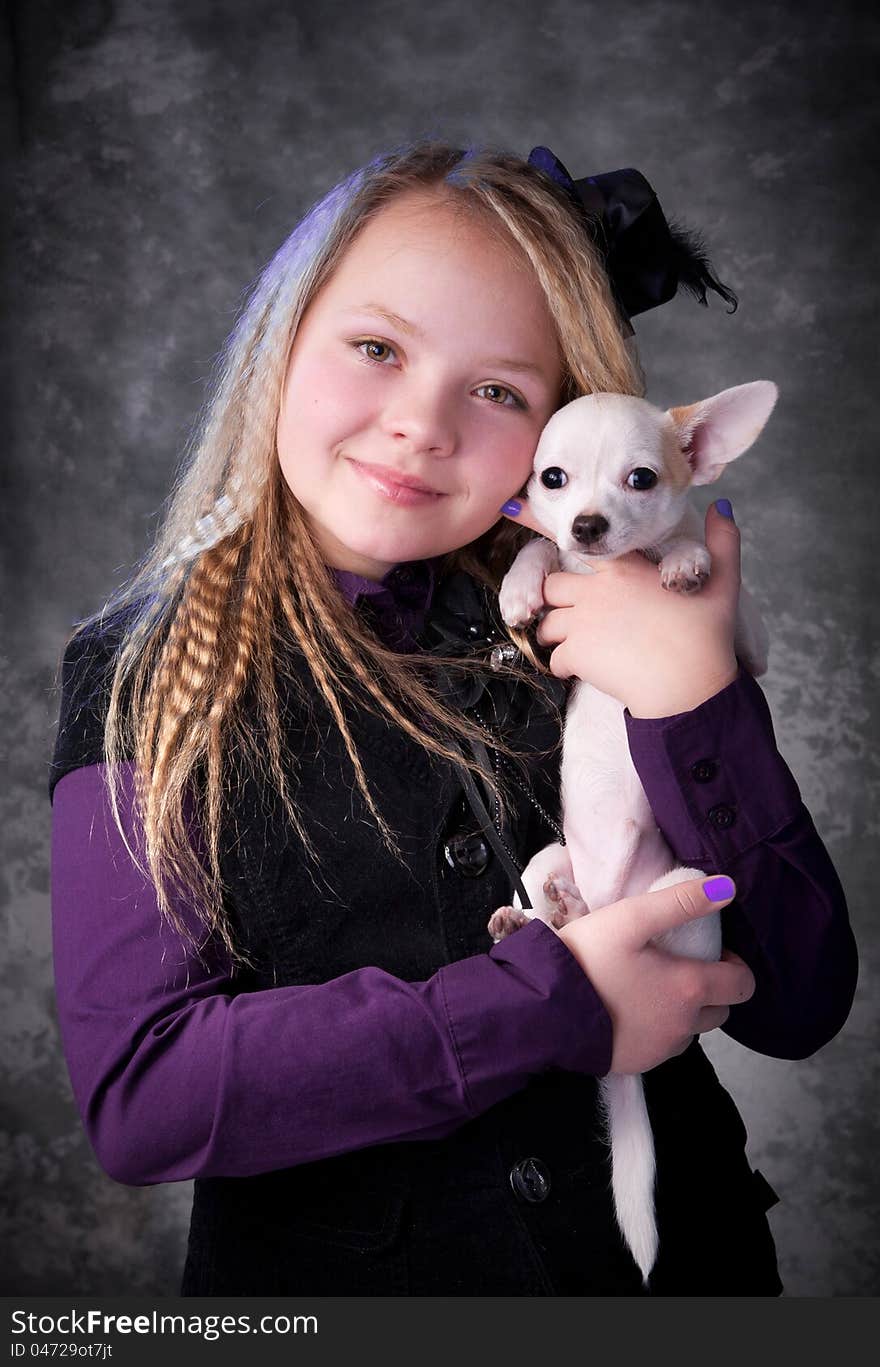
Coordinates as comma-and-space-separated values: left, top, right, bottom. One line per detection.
58, 139, 645, 971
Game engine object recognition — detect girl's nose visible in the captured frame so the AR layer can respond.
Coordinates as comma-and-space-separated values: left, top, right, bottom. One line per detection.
379, 383, 457, 457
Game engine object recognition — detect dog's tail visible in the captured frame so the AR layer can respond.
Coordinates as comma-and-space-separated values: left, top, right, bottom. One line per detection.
598, 1072, 657, 1289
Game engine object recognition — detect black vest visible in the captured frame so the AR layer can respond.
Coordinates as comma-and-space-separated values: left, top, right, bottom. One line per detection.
172, 571, 782, 1297
48, 572, 781, 1295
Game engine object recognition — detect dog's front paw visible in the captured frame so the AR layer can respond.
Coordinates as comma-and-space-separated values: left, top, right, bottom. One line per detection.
487, 905, 531, 942
498, 571, 546, 628
659, 544, 712, 594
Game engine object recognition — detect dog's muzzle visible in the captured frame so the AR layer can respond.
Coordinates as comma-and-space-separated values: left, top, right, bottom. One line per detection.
571, 512, 609, 547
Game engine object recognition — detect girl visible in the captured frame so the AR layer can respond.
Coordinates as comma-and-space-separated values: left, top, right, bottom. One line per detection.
49, 140, 857, 1297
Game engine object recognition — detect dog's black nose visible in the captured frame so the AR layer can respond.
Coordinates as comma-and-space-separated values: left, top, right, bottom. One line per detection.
571, 513, 609, 545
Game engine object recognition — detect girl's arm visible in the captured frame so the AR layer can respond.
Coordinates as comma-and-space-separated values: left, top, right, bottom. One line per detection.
624, 666, 858, 1058
50, 760, 612, 1187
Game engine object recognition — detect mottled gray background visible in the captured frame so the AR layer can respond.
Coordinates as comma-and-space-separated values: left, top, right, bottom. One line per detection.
4, 0, 878, 1297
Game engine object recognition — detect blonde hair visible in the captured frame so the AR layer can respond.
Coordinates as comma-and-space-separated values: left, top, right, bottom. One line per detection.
58, 139, 644, 971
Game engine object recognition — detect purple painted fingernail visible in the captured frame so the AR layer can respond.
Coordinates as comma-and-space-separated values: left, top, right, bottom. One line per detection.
703, 875, 736, 901
715, 498, 734, 521
501, 500, 522, 516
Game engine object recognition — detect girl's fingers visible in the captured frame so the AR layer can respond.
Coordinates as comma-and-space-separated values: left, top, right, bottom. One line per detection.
541, 571, 586, 607
541, 554, 654, 605
499, 498, 554, 540
703, 500, 742, 597
696, 1005, 731, 1034
705, 958, 756, 1006
534, 606, 571, 647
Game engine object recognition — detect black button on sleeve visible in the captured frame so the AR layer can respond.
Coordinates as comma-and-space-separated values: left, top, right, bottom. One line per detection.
708, 803, 737, 830
690, 757, 718, 783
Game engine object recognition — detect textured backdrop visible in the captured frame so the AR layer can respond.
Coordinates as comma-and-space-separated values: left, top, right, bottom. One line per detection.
5, 0, 878, 1296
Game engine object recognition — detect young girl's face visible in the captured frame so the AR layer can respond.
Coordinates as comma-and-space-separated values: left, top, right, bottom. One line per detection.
276, 188, 565, 579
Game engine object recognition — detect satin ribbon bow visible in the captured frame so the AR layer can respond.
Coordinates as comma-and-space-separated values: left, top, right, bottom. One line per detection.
527, 145, 738, 324
415, 570, 516, 714
416, 570, 565, 721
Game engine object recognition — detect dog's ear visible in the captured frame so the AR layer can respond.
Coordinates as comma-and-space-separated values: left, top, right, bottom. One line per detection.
668, 381, 778, 485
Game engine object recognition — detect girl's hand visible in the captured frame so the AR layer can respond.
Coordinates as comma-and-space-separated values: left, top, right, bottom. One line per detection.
500, 497, 553, 540
530, 501, 741, 718
555, 873, 755, 1075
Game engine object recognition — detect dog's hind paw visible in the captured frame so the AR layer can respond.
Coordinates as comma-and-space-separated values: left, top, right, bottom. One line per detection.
487, 905, 531, 942
543, 875, 590, 927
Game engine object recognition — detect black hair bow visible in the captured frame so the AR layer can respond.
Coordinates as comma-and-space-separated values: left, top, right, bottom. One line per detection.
527, 145, 738, 324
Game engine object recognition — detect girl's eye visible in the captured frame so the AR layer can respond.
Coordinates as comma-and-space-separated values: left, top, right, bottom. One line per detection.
354, 339, 396, 363
626, 467, 658, 490
352, 340, 526, 410
475, 382, 527, 411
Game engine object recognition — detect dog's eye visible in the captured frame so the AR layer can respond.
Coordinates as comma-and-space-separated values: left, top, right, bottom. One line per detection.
540, 467, 568, 489
626, 467, 658, 491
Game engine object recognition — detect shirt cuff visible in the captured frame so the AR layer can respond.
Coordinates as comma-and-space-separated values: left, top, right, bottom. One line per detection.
438, 917, 613, 1116
623, 667, 803, 867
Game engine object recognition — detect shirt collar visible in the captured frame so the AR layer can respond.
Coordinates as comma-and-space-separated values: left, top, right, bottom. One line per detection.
331, 556, 443, 652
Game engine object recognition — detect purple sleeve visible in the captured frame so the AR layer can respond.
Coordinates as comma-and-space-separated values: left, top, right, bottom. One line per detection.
624, 667, 858, 1059
50, 762, 613, 1187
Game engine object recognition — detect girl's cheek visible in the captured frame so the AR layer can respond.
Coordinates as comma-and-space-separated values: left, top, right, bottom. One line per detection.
496, 436, 539, 495
286, 343, 357, 409
287, 358, 330, 413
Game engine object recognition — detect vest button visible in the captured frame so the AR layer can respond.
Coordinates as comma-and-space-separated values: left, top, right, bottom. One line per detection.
509, 1156, 551, 1204
490, 643, 520, 670
443, 831, 492, 877
690, 757, 718, 783
708, 803, 737, 830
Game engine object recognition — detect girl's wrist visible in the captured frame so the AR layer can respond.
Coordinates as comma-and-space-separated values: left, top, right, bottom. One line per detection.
626, 659, 739, 720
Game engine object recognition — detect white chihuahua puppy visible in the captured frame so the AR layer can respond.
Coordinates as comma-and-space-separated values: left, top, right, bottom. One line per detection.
487, 379, 778, 1288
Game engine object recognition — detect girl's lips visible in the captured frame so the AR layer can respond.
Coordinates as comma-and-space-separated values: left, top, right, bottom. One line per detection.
347, 458, 446, 506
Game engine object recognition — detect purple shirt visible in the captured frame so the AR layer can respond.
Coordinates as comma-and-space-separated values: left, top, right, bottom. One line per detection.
49, 561, 858, 1185
332, 557, 443, 651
